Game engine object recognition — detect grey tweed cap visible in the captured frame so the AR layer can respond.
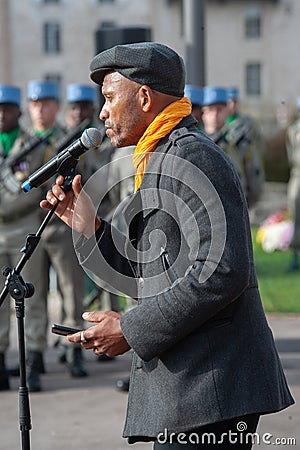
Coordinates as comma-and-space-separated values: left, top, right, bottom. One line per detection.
89, 42, 186, 97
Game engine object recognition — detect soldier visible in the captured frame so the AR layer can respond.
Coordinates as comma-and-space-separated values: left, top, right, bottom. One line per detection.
65, 83, 96, 129
285, 96, 300, 271
105, 144, 136, 388
201, 86, 246, 193
226, 86, 265, 209
184, 84, 203, 129
65, 83, 115, 215
65, 83, 121, 361
0, 85, 47, 391
27, 80, 88, 385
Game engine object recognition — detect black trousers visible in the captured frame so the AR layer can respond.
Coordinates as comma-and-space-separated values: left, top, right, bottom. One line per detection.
154, 414, 260, 449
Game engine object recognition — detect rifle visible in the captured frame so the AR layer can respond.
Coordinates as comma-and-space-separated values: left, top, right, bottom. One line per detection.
0, 131, 52, 172
0, 118, 90, 194
53, 118, 90, 155
0, 131, 56, 194
229, 124, 252, 147
210, 130, 226, 145
0, 118, 90, 172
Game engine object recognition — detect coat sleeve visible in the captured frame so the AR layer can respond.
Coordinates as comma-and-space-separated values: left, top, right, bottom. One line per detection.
75, 220, 138, 299
121, 137, 255, 361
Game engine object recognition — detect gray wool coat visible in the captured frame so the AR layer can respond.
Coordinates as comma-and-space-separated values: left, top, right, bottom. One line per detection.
77, 115, 294, 443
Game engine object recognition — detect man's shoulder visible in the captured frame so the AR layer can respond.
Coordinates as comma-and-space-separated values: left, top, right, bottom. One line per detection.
169, 125, 212, 149
164, 126, 228, 171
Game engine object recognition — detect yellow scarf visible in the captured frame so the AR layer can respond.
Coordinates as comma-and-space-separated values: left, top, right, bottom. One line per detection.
132, 97, 192, 191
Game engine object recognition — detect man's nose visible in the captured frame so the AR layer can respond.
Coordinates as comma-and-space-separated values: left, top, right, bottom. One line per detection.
99, 106, 108, 121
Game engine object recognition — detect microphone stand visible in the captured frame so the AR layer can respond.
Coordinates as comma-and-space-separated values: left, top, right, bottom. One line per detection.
0, 168, 76, 450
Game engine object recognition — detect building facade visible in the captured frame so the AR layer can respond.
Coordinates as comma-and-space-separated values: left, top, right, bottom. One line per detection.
0, 0, 298, 127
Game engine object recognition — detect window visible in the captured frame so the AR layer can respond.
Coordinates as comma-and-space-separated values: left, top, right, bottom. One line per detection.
245, 6, 261, 39
44, 73, 61, 84
44, 22, 60, 54
246, 63, 261, 96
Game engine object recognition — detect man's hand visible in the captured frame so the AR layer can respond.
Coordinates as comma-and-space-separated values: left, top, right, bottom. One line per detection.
40, 174, 101, 238
67, 310, 131, 357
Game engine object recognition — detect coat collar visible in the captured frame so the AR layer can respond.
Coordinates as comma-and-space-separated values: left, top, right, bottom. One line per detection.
123, 114, 197, 222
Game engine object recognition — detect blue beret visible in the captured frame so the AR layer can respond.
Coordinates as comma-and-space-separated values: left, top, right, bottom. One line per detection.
202, 86, 228, 106
28, 80, 59, 101
0, 85, 21, 106
67, 84, 96, 103
227, 87, 239, 100
184, 85, 203, 106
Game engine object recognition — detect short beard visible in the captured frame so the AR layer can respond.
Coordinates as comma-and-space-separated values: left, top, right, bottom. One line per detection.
112, 115, 143, 148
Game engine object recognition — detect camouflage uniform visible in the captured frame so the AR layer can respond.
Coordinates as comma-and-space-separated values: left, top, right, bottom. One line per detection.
105, 146, 135, 223
0, 129, 47, 361
208, 129, 246, 194
81, 123, 122, 314
201, 86, 247, 197
83, 121, 116, 217
34, 124, 87, 333
225, 114, 265, 208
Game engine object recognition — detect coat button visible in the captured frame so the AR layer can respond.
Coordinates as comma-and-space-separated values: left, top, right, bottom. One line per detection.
138, 277, 144, 288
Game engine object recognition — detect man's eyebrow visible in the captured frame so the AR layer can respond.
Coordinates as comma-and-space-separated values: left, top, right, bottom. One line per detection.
102, 86, 113, 94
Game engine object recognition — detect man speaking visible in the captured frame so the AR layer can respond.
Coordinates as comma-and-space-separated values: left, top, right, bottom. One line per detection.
41, 42, 294, 449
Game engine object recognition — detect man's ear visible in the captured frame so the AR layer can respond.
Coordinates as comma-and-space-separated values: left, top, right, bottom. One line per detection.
139, 85, 153, 112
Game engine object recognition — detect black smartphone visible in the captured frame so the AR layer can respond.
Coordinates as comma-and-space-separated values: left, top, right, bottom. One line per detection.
51, 324, 81, 336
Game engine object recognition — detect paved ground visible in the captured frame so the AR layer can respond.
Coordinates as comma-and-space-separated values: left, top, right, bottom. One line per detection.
255, 314, 299, 449
1, 291, 299, 450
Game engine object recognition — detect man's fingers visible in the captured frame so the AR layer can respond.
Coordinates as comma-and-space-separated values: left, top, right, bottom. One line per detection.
72, 174, 82, 197
55, 174, 65, 186
67, 331, 81, 344
46, 189, 59, 205
82, 311, 104, 323
52, 184, 66, 201
40, 199, 52, 210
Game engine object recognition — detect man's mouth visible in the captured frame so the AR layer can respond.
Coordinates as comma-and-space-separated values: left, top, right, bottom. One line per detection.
105, 124, 113, 135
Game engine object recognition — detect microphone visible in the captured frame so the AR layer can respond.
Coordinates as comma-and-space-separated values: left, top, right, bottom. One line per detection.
21, 127, 103, 192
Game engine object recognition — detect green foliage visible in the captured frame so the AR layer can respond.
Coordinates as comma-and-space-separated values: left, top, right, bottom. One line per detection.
252, 229, 300, 313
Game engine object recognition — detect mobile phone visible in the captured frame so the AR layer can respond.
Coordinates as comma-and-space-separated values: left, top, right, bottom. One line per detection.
51, 324, 81, 336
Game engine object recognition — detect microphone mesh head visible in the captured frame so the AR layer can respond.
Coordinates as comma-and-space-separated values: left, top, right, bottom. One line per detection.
81, 127, 103, 149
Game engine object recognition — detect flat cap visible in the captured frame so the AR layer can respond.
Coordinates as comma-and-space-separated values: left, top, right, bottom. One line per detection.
90, 42, 186, 97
